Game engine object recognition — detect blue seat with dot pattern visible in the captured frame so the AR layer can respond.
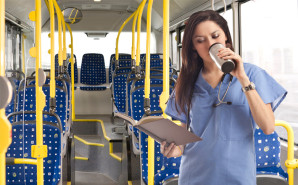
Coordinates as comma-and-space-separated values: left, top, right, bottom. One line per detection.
54, 54, 62, 77
17, 86, 67, 135
255, 127, 288, 180
6, 122, 61, 185
113, 61, 132, 113
109, 54, 131, 83
80, 53, 107, 91
27, 78, 71, 124
130, 78, 181, 185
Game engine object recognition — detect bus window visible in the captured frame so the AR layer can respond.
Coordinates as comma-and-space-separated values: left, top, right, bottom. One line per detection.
220, 8, 233, 43
241, 0, 298, 124
41, 32, 152, 68
171, 31, 178, 69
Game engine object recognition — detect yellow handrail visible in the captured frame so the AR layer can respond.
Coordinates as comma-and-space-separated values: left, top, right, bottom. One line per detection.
131, 7, 140, 61
45, 0, 56, 99
14, 158, 38, 165
115, 11, 137, 61
145, 1, 154, 184
135, 0, 147, 67
22, 34, 26, 74
29, 0, 47, 184
66, 23, 75, 120
275, 120, 298, 185
74, 135, 104, 147
160, 0, 170, 115
0, 0, 12, 184
60, 10, 67, 61
52, 0, 63, 66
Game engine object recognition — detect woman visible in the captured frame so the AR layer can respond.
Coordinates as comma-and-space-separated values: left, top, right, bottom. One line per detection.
161, 10, 287, 184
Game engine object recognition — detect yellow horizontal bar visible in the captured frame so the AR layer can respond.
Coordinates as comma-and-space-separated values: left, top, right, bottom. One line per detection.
73, 119, 121, 162
67, 182, 71, 185
14, 158, 38, 165
75, 156, 88, 161
73, 119, 111, 141
74, 135, 104, 147
109, 142, 121, 162
128, 181, 132, 185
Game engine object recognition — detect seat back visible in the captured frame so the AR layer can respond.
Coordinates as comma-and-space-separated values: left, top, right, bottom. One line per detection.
113, 59, 132, 113
6, 122, 62, 185
130, 77, 181, 185
17, 85, 67, 134
254, 127, 288, 179
80, 53, 106, 85
109, 53, 131, 83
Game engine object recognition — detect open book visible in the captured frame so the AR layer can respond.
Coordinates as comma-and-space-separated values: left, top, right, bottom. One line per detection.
115, 112, 202, 146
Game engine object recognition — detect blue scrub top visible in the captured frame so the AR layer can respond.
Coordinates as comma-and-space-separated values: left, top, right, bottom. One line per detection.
165, 63, 287, 185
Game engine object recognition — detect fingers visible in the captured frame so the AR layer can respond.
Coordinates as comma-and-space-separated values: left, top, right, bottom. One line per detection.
217, 48, 234, 58
160, 142, 176, 158
218, 48, 241, 63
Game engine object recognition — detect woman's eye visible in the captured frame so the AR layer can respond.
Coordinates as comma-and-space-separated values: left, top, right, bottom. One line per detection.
197, 39, 204, 43
212, 34, 219, 39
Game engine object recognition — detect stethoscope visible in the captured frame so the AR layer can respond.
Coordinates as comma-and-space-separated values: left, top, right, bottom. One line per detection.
213, 73, 233, 107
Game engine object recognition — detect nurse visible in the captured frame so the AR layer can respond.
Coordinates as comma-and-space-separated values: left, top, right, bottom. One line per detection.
161, 10, 287, 185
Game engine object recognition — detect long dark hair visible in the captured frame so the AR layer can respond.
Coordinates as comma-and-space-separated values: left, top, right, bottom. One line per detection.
175, 10, 234, 115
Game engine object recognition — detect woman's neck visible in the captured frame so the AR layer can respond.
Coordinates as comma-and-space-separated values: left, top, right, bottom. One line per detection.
201, 61, 224, 88
202, 60, 223, 76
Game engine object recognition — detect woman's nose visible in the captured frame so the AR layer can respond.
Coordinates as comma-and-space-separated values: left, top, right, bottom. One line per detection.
207, 39, 216, 49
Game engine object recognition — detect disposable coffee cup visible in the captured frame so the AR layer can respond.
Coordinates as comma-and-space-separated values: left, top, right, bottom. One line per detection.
209, 43, 235, 73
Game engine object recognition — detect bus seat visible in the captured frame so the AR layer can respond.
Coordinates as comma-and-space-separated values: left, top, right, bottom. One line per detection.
27, 78, 71, 123
255, 127, 288, 184
6, 121, 62, 185
140, 53, 161, 61
109, 53, 131, 83
17, 86, 68, 136
67, 54, 78, 84
155, 158, 180, 185
80, 53, 107, 91
113, 66, 131, 113
130, 78, 180, 185
54, 54, 61, 77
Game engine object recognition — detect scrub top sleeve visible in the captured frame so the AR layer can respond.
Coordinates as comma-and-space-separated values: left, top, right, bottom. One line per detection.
165, 91, 187, 124
252, 69, 287, 112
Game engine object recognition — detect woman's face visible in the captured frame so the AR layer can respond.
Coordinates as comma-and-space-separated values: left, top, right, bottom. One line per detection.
192, 20, 227, 63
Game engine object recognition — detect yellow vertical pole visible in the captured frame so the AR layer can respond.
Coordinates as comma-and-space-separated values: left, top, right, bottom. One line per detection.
22, 34, 26, 74
46, 0, 56, 100
275, 121, 296, 185
0, 0, 12, 184
115, 11, 137, 61
159, 0, 170, 115
135, 0, 147, 67
145, 1, 154, 184
61, 11, 67, 61
29, 0, 47, 184
52, 0, 63, 66
131, 7, 140, 61
66, 23, 75, 120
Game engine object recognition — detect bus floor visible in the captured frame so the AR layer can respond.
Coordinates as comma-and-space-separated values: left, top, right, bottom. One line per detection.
70, 114, 141, 185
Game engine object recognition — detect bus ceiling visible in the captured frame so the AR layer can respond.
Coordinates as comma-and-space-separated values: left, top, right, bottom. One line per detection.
5, 0, 239, 33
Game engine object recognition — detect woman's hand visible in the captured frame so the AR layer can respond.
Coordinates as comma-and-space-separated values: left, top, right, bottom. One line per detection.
217, 48, 250, 86
160, 141, 183, 158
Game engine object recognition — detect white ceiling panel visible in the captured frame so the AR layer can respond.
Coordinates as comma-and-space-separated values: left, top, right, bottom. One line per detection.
6, 0, 50, 30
